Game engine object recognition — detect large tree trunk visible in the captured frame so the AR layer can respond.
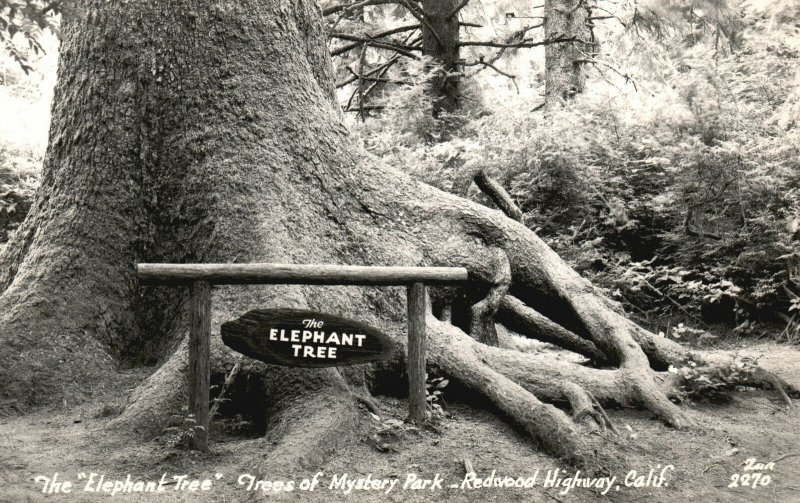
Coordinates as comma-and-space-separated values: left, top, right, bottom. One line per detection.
544, 0, 594, 107
0, 0, 795, 471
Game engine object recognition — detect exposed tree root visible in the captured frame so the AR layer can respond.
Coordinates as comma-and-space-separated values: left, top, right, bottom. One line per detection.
426, 319, 597, 466
497, 295, 609, 365
561, 382, 617, 434
109, 340, 190, 437
473, 170, 524, 222
254, 373, 359, 472
428, 315, 692, 429
112, 334, 360, 475
750, 368, 794, 407
469, 248, 510, 346
419, 204, 696, 428
349, 386, 382, 415
477, 343, 639, 405
628, 323, 800, 403
701, 353, 799, 406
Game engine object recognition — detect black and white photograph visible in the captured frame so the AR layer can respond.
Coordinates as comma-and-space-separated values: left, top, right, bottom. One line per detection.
1, 0, 799, 501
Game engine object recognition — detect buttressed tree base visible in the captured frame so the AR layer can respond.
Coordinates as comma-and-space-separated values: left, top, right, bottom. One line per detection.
0, 0, 796, 472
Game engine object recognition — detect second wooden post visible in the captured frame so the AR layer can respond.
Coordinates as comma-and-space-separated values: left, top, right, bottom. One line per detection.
189, 280, 211, 451
407, 282, 427, 422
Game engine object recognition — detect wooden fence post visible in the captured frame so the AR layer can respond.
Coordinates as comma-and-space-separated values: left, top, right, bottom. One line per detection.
137, 262, 469, 447
189, 280, 211, 451
407, 282, 427, 422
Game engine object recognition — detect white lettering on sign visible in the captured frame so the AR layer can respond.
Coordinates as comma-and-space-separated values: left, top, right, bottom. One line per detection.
291, 344, 338, 359
302, 318, 324, 328
269, 327, 365, 360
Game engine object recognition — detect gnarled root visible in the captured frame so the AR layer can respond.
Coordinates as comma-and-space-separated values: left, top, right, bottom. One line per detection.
497, 295, 609, 365
469, 248, 511, 346
429, 315, 693, 434
252, 370, 358, 472
630, 324, 800, 405
561, 382, 617, 434
427, 319, 597, 466
109, 333, 360, 474
424, 199, 795, 429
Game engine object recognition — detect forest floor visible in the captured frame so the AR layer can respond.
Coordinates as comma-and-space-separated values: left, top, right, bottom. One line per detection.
1, 341, 799, 503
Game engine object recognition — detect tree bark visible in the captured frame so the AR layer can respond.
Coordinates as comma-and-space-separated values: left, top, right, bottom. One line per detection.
474, 170, 524, 223
544, 0, 594, 108
0, 0, 795, 471
421, 0, 461, 115
406, 282, 427, 422
188, 280, 211, 451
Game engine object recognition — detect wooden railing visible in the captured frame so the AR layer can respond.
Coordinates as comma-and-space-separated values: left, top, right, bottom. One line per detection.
137, 263, 469, 451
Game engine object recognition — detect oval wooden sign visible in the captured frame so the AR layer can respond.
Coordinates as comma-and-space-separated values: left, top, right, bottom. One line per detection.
221, 308, 396, 368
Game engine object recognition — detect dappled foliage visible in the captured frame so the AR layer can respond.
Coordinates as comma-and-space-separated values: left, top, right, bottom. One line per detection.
0, 0, 63, 74
351, 0, 800, 341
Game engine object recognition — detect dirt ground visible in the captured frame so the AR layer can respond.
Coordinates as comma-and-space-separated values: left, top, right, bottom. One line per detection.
1, 342, 799, 503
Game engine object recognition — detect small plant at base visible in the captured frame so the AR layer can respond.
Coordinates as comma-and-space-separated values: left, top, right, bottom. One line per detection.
425, 375, 449, 420
780, 319, 800, 345
669, 354, 759, 402
780, 283, 800, 344
219, 413, 254, 434
162, 406, 205, 449
671, 322, 718, 347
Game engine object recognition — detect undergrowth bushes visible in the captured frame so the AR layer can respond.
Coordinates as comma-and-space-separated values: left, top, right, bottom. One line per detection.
352, 36, 800, 342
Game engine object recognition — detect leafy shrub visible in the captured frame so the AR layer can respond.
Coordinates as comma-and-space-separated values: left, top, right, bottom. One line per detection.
669, 354, 760, 402
425, 374, 449, 419
162, 407, 205, 449
351, 2, 800, 338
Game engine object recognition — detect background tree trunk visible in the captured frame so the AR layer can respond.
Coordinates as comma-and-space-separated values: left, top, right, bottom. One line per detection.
422, 0, 461, 116
544, 0, 593, 107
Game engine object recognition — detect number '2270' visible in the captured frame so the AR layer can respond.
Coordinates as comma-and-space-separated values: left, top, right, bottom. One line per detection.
728, 472, 771, 489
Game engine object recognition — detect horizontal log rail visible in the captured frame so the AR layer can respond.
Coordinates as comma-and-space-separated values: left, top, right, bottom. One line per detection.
137, 263, 469, 286
135, 262, 469, 451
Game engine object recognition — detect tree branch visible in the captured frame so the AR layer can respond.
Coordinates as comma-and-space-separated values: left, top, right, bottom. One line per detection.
335, 41, 415, 88
356, 43, 368, 120
334, 33, 421, 89
329, 33, 422, 59
337, 57, 397, 88
458, 35, 579, 48
345, 72, 408, 85
573, 57, 639, 91
460, 23, 544, 72
398, 0, 443, 46
329, 24, 421, 56
41, 0, 63, 15
343, 104, 386, 112
463, 59, 519, 93
343, 57, 408, 113
446, 0, 470, 19
591, 5, 627, 28
322, 0, 399, 16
